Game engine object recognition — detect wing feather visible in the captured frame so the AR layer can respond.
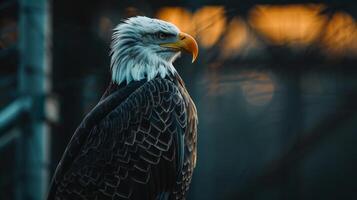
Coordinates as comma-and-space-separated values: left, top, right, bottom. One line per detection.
48, 78, 189, 200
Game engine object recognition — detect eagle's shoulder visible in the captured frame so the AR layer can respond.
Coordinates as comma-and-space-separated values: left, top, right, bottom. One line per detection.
133, 77, 181, 98
110, 77, 183, 115
102, 77, 185, 129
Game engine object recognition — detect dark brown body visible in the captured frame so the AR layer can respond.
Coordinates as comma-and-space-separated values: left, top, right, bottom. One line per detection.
47, 76, 197, 200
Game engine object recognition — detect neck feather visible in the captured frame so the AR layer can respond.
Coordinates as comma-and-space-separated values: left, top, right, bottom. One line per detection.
110, 48, 178, 84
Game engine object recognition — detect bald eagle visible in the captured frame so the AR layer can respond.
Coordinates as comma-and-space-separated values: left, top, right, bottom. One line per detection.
47, 16, 198, 200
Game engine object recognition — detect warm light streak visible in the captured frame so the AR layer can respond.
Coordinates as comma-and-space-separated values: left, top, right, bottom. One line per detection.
220, 17, 248, 58
156, 5, 356, 58
157, 6, 226, 48
240, 72, 275, 106
249, 4, 327, 47
156, 7, 195, 36
193, 6, 226, 48
322, 12, 357, 57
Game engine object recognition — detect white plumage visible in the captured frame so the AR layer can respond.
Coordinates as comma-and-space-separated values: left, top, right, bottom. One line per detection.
110, 16, 181, 84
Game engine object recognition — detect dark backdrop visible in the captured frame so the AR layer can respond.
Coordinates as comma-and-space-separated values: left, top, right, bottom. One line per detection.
0, 0, 356, 199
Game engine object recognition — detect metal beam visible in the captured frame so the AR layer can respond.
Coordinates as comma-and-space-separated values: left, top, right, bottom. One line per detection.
17, 0, 50, 199
0, 131, 19, 149
0, 97, 31, 134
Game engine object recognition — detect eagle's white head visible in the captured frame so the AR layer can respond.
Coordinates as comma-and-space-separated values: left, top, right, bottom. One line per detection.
110, 16, 198, 84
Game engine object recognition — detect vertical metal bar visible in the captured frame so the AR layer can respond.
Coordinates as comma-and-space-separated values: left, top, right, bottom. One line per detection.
17, 0, 50, 199
280, 71, 302, 200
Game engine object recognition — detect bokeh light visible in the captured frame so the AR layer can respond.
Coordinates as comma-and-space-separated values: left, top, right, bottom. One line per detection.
193, 6, 226, 48
220, 17, 248, 58
322, 12, 357, 57
156, 7, 195, 36
240, 72, 275, 106
249, 4, 327, 47
157, 6, 227, 48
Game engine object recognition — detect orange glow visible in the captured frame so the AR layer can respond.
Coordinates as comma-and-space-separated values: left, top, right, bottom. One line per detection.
322, 12, 357, 57
240, 72, 275, 106
156, 7, 195, 36
220, 17, 248, 58
157, 6, 226, 48
193, 6, 226, 48
249, 4, 327, 47
156, 4, 356, 58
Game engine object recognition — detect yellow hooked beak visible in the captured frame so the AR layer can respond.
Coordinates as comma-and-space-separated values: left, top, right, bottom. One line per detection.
160, 32, 199, 63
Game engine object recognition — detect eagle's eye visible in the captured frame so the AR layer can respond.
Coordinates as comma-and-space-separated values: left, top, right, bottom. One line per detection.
157, 32, 173, 40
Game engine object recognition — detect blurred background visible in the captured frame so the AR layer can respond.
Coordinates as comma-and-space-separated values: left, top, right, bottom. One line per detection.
0, 0, 356, 199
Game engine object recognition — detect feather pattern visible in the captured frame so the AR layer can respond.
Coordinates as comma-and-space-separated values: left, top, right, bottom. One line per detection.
47, 77, 197, 200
